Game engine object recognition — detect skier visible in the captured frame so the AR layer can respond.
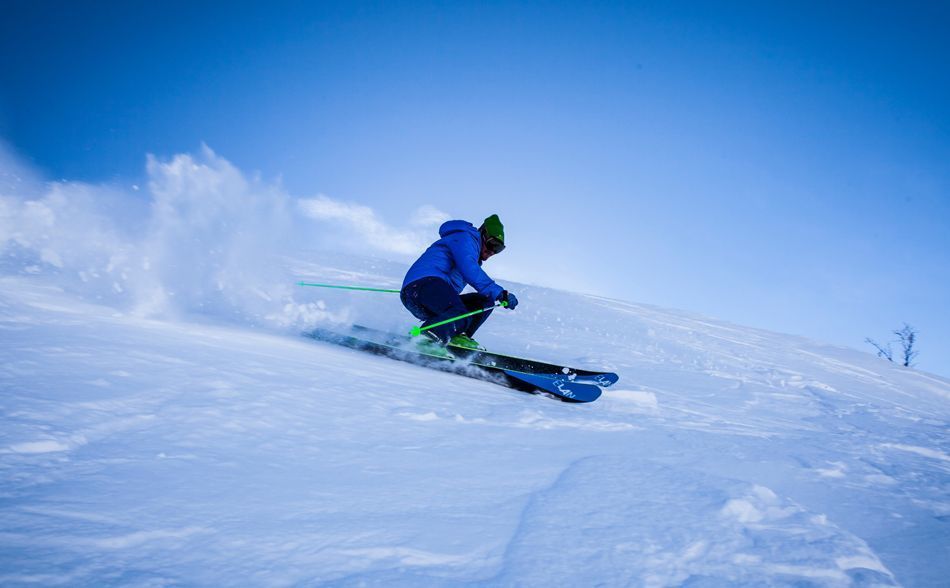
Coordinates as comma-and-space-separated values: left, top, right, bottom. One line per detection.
401, 214, 518, 351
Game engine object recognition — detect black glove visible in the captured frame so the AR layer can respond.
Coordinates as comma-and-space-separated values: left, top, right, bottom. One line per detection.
499, 290, 518, 310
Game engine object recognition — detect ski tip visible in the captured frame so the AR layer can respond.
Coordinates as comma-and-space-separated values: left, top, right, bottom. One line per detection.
589, 372, 620, 387
409, 326, 421, 337
502, 370, 602, 403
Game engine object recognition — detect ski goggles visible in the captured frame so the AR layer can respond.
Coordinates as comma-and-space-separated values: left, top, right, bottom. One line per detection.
484, 235, 506, 254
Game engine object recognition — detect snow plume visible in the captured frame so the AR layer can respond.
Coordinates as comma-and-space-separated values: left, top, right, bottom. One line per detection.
132, 146, 297, 322
0, 152, 147, 300
0, 144, 445, 329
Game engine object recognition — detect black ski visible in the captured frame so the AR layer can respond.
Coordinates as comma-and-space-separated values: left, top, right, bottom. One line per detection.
349, 325, 618, 384
307, 325, 608, 402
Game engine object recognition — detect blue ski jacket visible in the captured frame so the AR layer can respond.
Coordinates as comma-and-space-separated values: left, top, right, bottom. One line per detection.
402, 220, 505, 300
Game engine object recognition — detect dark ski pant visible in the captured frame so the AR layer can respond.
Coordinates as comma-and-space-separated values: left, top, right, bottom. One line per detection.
401, 277, 494, 343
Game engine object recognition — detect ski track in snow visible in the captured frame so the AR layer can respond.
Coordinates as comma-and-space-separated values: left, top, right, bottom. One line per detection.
1, 265, 949, 587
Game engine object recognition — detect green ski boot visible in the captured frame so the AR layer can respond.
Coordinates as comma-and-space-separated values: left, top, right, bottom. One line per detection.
449, 334, 483, 350
415, 332, 455, 359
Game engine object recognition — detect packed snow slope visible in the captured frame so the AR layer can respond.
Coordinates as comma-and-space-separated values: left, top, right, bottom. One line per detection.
2, 256, 949, 586
2, 149, 949, 586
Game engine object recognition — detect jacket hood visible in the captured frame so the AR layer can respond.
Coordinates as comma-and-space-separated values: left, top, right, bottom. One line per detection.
438, 220, 478, 238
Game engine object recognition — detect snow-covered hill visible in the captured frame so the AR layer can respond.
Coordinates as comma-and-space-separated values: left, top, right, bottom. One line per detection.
2, 150, 948, 586
2, 255, 948, 586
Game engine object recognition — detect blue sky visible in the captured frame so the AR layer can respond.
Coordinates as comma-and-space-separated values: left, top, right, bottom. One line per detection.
2, 1, 948, 375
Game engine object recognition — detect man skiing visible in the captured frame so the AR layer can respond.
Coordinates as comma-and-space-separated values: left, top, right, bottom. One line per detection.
401, 214, 518, 351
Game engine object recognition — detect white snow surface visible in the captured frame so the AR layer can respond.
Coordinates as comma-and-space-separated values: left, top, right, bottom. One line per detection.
2, 151, 949, 586
3, 269, 949, 587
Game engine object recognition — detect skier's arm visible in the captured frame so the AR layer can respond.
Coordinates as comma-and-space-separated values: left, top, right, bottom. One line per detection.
448, 234, 504, 301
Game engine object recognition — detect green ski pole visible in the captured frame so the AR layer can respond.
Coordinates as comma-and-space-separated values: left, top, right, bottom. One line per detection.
296, 281, 401, 294
409, 301, 507, 337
